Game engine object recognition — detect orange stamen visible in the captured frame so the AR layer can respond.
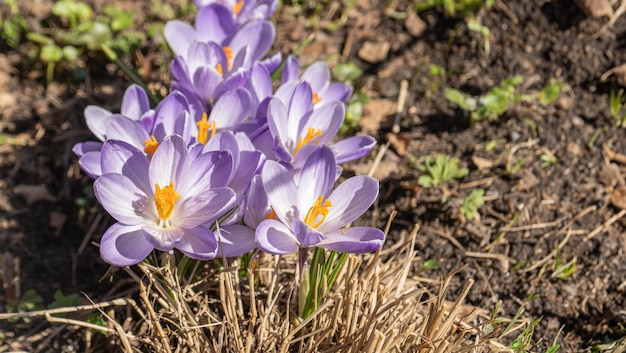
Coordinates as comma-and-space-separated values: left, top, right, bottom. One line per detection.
304, 195, 332, 229
234, 1, 244, 15
312, 92, 321, 105
294, 127, 323, 154
197, 113, 217, 144
264, 208, 277, 220
143, 135, 159, 156
154, 182, 180, 222
215, 47, 233, 76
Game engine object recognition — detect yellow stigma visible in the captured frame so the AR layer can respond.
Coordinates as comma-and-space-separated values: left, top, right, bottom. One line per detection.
215, 46, 233, 76
154, 182, 180, 222
234, 1, 244, 15
295, 127, 323, 154
304, 195, 332, 229
197, 112, 217, 145
312, 92, 321, 105
143, 135, 159, 156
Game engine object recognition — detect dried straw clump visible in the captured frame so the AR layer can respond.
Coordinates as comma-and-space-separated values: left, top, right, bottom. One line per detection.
98, 223, 499, 353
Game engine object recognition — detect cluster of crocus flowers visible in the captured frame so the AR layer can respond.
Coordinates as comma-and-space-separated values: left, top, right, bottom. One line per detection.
73, 0, 384, 267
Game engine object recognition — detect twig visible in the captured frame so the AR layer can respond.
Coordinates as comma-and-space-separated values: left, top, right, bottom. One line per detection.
583, 209, 626, 242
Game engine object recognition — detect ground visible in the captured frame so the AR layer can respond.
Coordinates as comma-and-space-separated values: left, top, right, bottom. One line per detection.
1, 0, 626, 351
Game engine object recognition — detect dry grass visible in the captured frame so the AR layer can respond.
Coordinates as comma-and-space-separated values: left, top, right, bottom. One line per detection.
1, 222, 527, 352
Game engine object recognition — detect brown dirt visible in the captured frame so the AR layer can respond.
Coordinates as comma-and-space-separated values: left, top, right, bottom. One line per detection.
2, 0, 626, 351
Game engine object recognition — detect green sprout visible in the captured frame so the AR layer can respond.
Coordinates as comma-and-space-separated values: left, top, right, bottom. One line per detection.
609, 89, 626, 127
552, 245, 576, 281
459, 189, 485, 221
467, 18, 490, 54
300, 248, 348, 318
538, 78, 563, 106
333, 62, 370, 134
6, 289, 44, 323
540, 153, 558, 168
47, 291, 82, 318
415, 0, 495, 17
417, 154, 469, 188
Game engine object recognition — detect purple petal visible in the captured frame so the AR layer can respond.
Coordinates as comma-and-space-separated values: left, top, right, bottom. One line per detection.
84, 105, 112, 141
260, 52, 282, 73
152, 92, 191, 141
292, 218, 324, 248
193, 66, 223, 103
322, 82, 353, 103
288, 82, 314, 139
176, 226, 218, 260
282, 55, 299, 83
171, 57, 194, 87
216, 224, 256, 257
189, 150, 233, 191
332, 135, 376, 164
306, 101, 345, 145
244, 175, 271, 228
175, 187, 236, 228
143, 227, 184, 251
99, 223, 154, 266
255, 219, 299, 255
105, 114, 151, 151
121, 84, 150, 121
297, 145, 336, 213
320, 176, 379, 232
318, 227, 384, 253
261, 160, 298, 223
100, 140, 151, 193
302, 61, 330, 93
209, 88, 252, 130
73, 141, 102, 157
148, 135, 188, 191
94, 173, 150, 225
229, 20, 275, 63
214, 69, 250, 99
195, 4, 236, 45
78, 151, 103, 179
164, 20, 198, 57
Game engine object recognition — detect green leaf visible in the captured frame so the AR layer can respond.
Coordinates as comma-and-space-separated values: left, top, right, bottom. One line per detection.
40, 44, 64, 63
26, 32, 53, 45
332, 62, 363, 83
444, 88, 477, 111
539, 78, 562, 106
460, 189, 485, 221
62, 45, 79, 61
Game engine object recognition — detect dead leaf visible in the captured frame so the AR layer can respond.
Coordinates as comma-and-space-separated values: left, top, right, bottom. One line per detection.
574, 0, 614, 18
515, 169, 539, 191
13, 184, 56, 205
598, 163, 625, 188
610, 187, 626, 209
471, 155, 494, 170
385, 132, 410, 157
359, 99, 396, 133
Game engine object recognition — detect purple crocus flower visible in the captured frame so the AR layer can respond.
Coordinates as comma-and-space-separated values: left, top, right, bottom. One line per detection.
255, 145, 384, 254
73, 84, 151, 178
266, 82, 376, 166
282, 56, 353, 105
95, 134, 236, 266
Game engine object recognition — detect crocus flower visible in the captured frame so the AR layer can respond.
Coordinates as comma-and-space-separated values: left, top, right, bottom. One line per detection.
255, 145, 384, 254
281, 56, 353, 105
267, 82, 376, 166
73, 84, 151, 178
94, 135, 236, 266
192, 0, 278, 26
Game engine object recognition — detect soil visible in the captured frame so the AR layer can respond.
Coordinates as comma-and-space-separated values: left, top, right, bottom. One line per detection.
2, 0, 626, 351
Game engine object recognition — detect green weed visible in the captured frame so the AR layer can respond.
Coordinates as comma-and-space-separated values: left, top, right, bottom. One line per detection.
416, 154, 468, 188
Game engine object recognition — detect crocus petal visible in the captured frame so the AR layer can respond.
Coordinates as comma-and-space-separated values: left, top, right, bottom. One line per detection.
318, 227, 384, 253
171, 58, 194, 87
152, 92, 191, 141
73, 141, 102, 157
261, 160, 298, 223
307, 101, 344, 145
105, 114, 151, 151
297, 145, 336, 213
94, 173, 150, 225
282, 55, 299, 83
78, 151, 103, 179
214, 69, 250, 99
121, 84, 150, 121
244, 175, 271, 228
229, 20, 275, 63
176, 226, 218, 260
100, 140, 151, 194
216, 224, 256, 257
260, 51, 282, 73
99, 223, 154, 266
292, 218, 324, 248
287, 82, 314, 139
209, 88, 252, 130
164, 20, 198, 57
175, 187, 236, 228
255, 219, 299, 255
143, 227, 184, 251
322, 82, 353, 103
193, 66, 223, 103
301, 61, 330, 93
85, 105, 112, 141
149, 135, 188, 190
332, 135, 376, 164
320, 176, 379, 232
195, 4, 236, 45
